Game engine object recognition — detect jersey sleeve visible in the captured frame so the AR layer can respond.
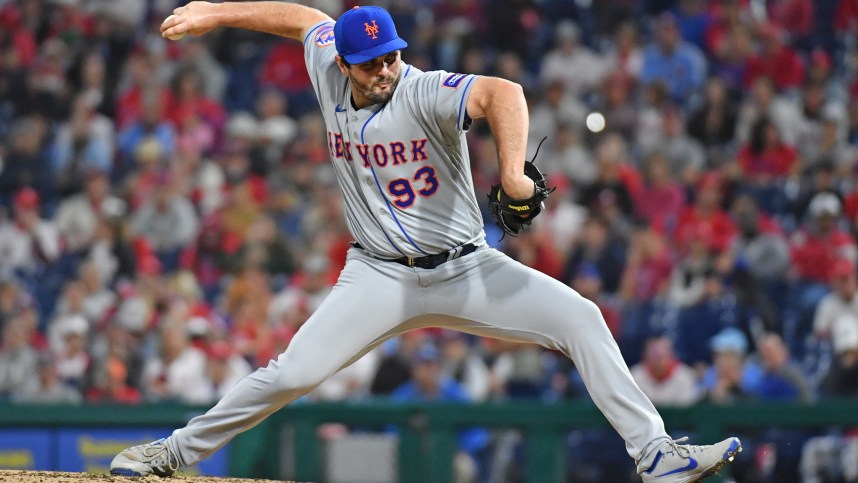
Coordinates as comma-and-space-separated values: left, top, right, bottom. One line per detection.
303, 21, 342, 110
408, 70, 478, 144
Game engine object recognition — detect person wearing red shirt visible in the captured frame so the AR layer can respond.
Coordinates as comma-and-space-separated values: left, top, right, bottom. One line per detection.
835, 0, 858, 35
634, 152, 685, 233
790, 193, 858, 284
737, 116, 799, 215
168, 67, 226, 142
742, 23, 805, 92
675, 172, 738, 256
85, 356, 142, 404
768, 0, 814, 41
738, 117, 799, 181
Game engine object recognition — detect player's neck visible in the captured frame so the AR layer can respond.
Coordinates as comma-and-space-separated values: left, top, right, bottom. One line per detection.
350, 89, 385, 110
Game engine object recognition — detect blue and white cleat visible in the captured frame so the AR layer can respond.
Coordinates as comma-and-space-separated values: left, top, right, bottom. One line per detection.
640, 436, 742, 483
110, 438, 181, 477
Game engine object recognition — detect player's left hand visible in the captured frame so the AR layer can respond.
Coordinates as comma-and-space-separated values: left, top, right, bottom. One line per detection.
487, 158, 554, 237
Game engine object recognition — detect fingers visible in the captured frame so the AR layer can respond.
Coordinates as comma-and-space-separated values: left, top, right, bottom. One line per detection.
161, 14, 188, 39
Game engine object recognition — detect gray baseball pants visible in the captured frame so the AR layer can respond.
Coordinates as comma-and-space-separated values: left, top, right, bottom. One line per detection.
169, 246, 669, 469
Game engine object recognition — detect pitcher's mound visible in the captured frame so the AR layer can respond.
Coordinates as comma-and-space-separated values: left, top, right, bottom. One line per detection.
0, 470, 298, 482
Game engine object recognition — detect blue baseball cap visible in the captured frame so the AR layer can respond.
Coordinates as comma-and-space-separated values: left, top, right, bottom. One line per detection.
334, 6, 408, 64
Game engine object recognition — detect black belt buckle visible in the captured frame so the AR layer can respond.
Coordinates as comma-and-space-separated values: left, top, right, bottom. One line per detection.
405, 244, 475, 269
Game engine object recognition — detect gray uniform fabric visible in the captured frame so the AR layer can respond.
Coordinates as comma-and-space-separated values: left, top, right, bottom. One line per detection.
168, 20, 669, 470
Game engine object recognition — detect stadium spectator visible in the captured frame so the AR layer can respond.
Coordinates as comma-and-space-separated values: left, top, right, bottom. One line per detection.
580, 134, 637, 223
12, 351, 82, 404
736, 117, 799, 215
667, 227, 713, 309
652, 107, 706, 185
130, 175, 200, 269
142, 321, 209, 404
602, 20, 642, 81
634, 152, 685, 232
675, 172, 737, 256
50, 314, 90, 391
371, 329, 432, 396
534, 174, 587, 259
709, 22, 753, 92
0, 188, 62, 278
51, 95, 115, 198
86, 355, 142, 404
79, 261, 116, 326
729, 194, 791, 322
686, 77, 738, 163
819, 314, 858, 397
562, 215, 626, 295
639, 12, 706, 105
539, 21, 606, 99
0, 117, 52, 205
115, 49, 173, 130
598, 71, 638, 142
73, 52, 115, 118
438, 331, 492, 403
631, 337, 699, 407
812, 257, 858, 352
754, 333, 811, 402
236, 215, 296, 277
0, 312, 38, 399
742, 22, 805, 92
168, 65, 226, 140
792, 161, 842, 224
675, 0, 712, 51
166, 37, 227, 101
736, 77, 803, 146
203, 340, 253, 402
255, 88, 298, 169
791, 193, 858, 284
673, 262, 744, 366
55, 167, 126, 254
703, 328, 761, 405
767, 0, 814, 44
730, 193, 791, 283
259, 38, 314, 116
392, 342, 489, 482
117, 92, 176, 177
542, 122, 594, 187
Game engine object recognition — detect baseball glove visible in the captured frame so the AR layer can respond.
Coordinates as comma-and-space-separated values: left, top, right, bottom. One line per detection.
487, 138, 555, 237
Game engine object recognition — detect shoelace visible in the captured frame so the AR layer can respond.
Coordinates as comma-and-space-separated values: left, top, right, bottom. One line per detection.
663, 437, 703, 460
142, 440, 181, 472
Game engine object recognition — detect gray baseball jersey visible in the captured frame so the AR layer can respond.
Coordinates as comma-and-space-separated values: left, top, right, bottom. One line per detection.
164, 20, 672, 476
305, 21, 485, 258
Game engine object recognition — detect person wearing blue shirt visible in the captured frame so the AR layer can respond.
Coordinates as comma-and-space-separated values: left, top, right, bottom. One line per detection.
391, 343, 490, 481
640, 13, 706, 106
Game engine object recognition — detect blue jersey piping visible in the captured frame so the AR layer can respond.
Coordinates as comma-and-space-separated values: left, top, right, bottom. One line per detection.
361, 104, 428, 255
457, 75, 477, 130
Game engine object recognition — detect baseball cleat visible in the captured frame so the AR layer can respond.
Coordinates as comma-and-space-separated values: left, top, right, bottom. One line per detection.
640, 436, 742, 483
110, 438, 181, 477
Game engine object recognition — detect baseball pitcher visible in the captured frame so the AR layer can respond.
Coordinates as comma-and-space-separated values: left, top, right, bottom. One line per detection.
111, 3, 741, 482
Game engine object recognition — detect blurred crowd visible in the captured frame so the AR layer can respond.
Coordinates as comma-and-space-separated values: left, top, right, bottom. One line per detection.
1, 0, 858, 481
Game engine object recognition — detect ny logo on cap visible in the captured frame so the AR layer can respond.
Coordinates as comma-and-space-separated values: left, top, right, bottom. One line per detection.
364, 20, 379, 39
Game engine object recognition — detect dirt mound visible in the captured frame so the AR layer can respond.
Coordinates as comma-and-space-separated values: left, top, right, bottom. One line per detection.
0, 470, 295, 483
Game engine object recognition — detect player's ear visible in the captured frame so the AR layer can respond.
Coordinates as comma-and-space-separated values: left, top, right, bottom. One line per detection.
335, 55, 349, 76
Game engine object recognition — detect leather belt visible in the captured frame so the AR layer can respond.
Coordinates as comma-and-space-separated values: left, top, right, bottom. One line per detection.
351, 242, 477, 269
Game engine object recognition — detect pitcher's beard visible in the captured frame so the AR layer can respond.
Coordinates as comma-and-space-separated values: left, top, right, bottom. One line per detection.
351, 72, 400, 105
